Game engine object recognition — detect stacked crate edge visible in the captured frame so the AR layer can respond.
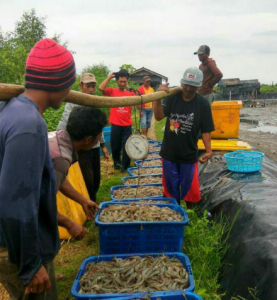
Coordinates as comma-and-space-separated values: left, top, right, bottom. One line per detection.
71, 252, 195, 300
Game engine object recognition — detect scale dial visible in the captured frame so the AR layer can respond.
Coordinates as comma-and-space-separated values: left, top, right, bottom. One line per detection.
125, 135, 149, 161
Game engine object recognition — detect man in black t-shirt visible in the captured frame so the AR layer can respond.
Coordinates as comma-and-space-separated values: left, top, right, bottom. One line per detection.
153, 67, 214, 205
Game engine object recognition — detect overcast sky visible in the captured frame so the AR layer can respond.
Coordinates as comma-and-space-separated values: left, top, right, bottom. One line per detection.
1, 0, 277, 85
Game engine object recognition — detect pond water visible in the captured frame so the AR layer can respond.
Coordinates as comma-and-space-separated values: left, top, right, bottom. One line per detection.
248, 125, 277, 134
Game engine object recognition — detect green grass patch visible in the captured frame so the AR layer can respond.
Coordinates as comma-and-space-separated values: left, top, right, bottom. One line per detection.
43, 104, 65, 131
184, 207, 231, 299
155, 118, 166, 141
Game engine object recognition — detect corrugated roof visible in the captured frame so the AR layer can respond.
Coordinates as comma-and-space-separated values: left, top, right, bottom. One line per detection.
218, 78, 241, 86
240, 79, 260, 84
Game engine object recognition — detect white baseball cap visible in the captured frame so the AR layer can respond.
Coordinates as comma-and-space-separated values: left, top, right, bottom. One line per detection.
180, 67, 203, 87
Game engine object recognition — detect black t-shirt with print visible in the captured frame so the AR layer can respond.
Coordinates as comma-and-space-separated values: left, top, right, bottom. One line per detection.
160, 92, 215, 164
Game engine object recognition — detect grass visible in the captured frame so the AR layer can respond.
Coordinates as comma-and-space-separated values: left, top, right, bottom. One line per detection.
231, 288, 260, 300
43, 104, 65, 131
155, 117, 166, 141
184, 208, 236, 299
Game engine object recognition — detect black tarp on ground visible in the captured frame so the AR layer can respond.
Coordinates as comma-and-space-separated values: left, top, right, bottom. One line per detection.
198, 154, 277, 300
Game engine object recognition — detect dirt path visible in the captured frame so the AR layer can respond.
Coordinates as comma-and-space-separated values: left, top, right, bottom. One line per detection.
240, 106, 277, 161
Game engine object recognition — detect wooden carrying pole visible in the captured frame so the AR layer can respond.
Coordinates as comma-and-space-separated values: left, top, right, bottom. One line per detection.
0, 83, 182, 108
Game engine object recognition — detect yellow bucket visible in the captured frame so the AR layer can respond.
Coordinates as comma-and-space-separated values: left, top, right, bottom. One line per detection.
57, 162, 88, 239
211, 101, 242, 139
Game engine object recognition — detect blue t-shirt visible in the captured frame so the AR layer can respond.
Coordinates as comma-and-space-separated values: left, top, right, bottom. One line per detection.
0, 95, 60, 285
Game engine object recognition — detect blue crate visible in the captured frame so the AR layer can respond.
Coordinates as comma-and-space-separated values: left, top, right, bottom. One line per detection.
111, 184, 163, 200
148, 140, 162, 145
147, 151, 161, 159
100, 127, 111, 157
114, 292, 203, 300
135, 158, 162, 167
111, 197, 178, 205
149, 145, 162, 154
95, 202, 188, 254
224, 150, 264, 173
121, 174, 162, 185
100, 126, 134, 156
71, 252, 195, 300
127, 166, 162, 176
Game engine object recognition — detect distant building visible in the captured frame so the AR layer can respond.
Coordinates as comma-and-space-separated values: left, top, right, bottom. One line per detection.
218, 78, 260, 100
130, 67, 168, 91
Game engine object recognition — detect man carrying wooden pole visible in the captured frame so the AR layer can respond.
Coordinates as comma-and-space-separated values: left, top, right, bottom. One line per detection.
0, 38, 76, 300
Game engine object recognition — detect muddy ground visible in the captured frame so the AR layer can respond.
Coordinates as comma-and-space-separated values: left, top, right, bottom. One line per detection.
240, 105, 277, 161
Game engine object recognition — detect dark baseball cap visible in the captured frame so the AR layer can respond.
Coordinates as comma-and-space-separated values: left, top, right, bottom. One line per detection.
194, 45, 210, 55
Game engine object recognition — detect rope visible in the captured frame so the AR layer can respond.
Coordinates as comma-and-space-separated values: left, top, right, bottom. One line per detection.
139, 94, 143, 133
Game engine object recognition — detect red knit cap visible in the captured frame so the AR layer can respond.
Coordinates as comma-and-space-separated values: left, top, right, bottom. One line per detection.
25, 38, 76, 92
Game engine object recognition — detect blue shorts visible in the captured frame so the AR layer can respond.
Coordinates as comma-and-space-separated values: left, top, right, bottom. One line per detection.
140, 108, 153, 129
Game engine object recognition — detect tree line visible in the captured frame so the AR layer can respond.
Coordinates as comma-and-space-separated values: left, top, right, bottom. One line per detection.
0, 9, 139, 130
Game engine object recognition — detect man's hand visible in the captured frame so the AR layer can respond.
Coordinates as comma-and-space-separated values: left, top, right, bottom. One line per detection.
67, 222, 85, 240
140, 111, 144, 117
82, 200, 100, 220
158, 83, 170, 93
102, 146, 110, 162
199, 152, 212, 164
108, 72, 115, 80
25, 266, 51, 295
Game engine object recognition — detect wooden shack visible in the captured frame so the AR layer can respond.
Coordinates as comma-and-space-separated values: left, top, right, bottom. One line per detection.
130, 67, 168, 91
218, 78, 241, 99
218, 78, 260, 100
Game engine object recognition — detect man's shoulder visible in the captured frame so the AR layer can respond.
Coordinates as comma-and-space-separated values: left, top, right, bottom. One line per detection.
104, 86, 118, 96
0, 96, 46, 136
165, 92, 182, 102
49, 130, 74, 165
64, 102, 79, 110
106, 87, 117, 92
162, 92, 182, 112
195, 93, 210, 106
207, 58, 216, 65
121, 90, 135, 96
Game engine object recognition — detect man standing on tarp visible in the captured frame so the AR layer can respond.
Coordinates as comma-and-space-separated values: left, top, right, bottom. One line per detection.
57, 73, 109, 201
194, 45, 223, 105
153, 67, 214, 206
137, 76, 155, 138
99, 69, 135, 171
0, 38, 76, 299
